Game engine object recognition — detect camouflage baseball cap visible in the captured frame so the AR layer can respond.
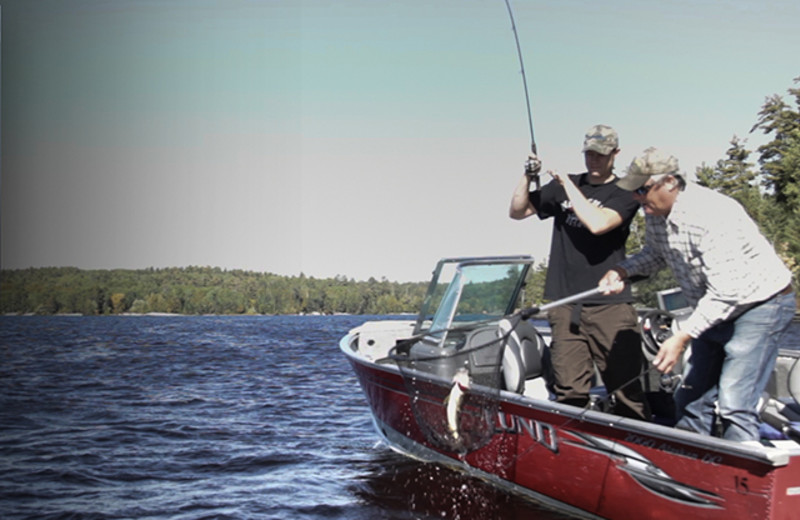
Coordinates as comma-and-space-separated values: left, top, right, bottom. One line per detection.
617, 147, 680, 191
582, 124, 619, 155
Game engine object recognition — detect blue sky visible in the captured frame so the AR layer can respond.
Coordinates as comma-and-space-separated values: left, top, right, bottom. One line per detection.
2, 0, 799, 281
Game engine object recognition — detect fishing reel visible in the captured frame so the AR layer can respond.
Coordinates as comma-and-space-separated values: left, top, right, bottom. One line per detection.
525, 156, 542, 177
525, 155, 543, 190
640, 309, 682, 392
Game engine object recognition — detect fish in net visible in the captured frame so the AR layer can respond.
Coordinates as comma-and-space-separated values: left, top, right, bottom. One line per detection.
390, 325, 507, 454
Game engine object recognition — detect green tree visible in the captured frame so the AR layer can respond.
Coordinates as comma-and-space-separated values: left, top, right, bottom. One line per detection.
520, 261, 547, 308
696, 136, 769, 226
110, 293, 127, 314
749, 76, 800, 288
130, 299, 148, 314
751, 76, 800, 212
697, 136, 757, 198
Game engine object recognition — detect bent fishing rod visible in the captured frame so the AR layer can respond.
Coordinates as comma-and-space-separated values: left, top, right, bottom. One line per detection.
502, 0, 542, 183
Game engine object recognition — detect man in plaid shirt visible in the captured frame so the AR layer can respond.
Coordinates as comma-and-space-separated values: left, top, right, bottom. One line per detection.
600, 147, 796, 441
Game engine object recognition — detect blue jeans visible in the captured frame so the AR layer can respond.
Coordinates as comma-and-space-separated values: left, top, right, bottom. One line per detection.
674, 291, 796, 441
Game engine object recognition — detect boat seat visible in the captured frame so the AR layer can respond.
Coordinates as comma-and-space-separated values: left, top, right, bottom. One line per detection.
499, 318, 547, 395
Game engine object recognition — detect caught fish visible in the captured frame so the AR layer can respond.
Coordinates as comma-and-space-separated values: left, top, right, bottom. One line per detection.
445, 367, 471, 442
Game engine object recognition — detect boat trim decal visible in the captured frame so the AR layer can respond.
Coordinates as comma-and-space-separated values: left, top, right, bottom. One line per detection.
562, 430, 724, 509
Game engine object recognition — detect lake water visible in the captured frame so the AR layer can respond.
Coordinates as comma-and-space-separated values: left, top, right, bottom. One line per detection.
1, 315, 798, 519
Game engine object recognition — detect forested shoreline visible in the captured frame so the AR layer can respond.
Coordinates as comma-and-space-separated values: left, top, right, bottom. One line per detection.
0, 267, 432, 316
3, 78, 799, 316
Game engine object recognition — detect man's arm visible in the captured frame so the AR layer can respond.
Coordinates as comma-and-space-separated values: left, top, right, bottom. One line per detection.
509, 174, 537, 220
598, 264, 689, 374
554, 172, 623, 234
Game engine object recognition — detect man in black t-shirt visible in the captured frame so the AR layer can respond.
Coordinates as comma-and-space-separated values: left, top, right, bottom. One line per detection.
509, 124, 650, 420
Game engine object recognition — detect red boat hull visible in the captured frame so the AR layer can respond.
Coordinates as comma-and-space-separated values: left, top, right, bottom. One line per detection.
347, 353, 800, 520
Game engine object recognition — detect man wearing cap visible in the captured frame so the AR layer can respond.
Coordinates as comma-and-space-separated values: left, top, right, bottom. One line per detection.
599, 147, 796, 441
509, 124, 651, 421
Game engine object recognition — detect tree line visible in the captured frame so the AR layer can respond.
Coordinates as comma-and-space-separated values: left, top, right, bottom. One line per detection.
0, 266, 433, 316
2, 78, 798, 316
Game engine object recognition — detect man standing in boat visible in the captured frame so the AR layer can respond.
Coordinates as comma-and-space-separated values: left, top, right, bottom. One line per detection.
509, 124, 651, 421
599, 147, 796, 442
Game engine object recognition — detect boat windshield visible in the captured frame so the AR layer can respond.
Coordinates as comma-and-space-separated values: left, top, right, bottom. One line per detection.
419, 258, 532, 341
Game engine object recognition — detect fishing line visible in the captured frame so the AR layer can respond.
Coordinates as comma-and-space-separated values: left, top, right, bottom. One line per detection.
503, 0, 537, 155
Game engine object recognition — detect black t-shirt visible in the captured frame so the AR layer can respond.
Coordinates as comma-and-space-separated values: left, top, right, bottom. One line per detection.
530, 173, 639, 303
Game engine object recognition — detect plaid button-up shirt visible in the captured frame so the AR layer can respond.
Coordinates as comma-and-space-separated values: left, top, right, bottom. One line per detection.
619, 183, 792, 338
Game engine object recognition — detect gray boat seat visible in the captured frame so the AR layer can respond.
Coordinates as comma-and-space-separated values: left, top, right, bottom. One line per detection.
499, 318, 546, 394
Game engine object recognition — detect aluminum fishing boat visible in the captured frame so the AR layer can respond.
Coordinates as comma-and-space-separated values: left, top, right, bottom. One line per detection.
340, 255, 800, 519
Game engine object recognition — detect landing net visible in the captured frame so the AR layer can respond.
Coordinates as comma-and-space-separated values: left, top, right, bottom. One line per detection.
389, 326, 506, 454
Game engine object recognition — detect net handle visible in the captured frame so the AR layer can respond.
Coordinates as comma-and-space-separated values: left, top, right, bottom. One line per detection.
521, 286, 604, 319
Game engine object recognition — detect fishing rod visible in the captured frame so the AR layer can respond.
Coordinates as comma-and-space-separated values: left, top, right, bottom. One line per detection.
503, 0, 535, 154
502, 0, 542, 184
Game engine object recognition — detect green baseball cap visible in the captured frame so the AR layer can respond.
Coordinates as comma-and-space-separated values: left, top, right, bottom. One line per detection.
582, 124, 619, 155
618, 147, 680, 191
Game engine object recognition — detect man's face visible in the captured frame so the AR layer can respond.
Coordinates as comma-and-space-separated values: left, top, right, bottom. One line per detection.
584, 150, 616, 177
632, 176, 677, 216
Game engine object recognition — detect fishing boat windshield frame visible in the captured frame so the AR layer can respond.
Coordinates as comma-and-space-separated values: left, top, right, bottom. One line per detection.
413, 256, 534, 342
